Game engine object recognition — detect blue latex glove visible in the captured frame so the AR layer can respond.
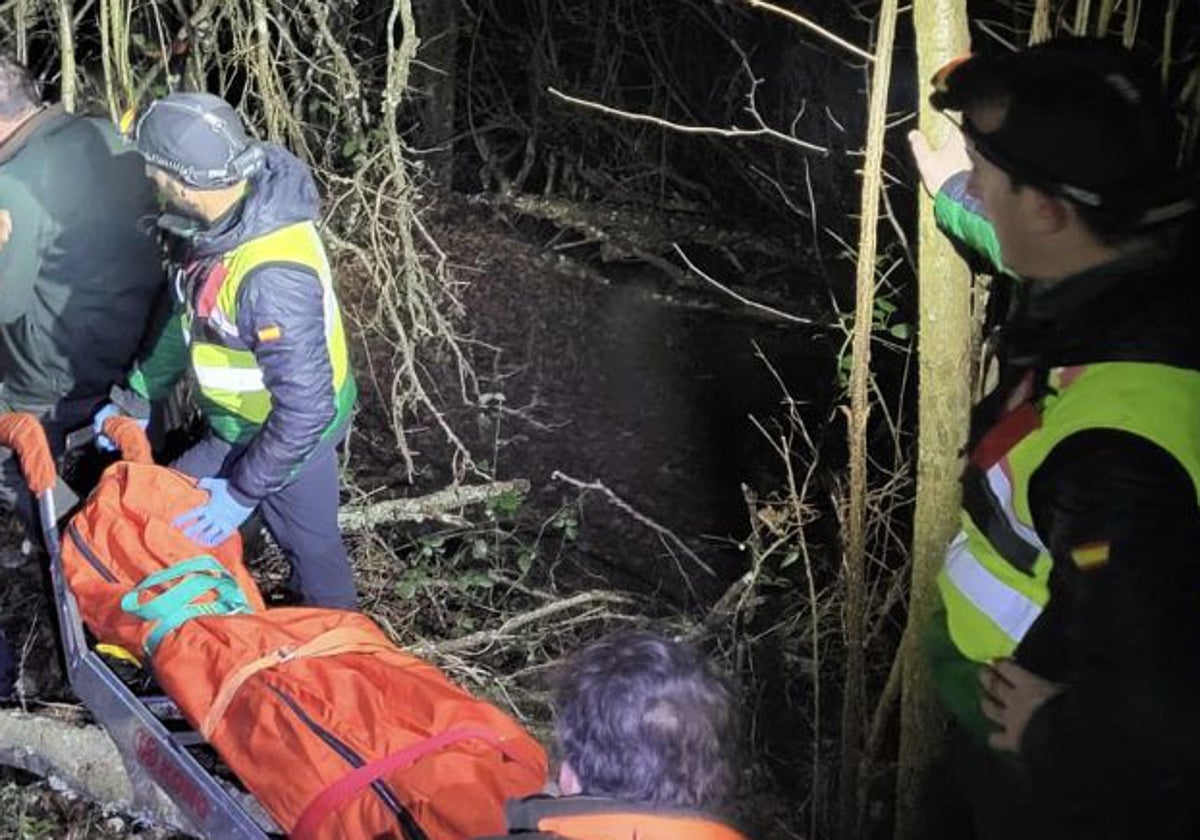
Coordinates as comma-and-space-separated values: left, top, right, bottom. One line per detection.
173, 477, 254, 546
92, 402, 148, 452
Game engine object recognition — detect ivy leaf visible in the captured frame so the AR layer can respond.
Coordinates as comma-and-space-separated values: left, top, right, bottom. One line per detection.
488, 489, 524, 519
517, 550, 535, 575
457, 570, 495, 591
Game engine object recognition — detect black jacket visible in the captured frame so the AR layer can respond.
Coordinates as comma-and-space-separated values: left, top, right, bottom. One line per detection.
943, 174, 1200, 835
0, 105, 164, 410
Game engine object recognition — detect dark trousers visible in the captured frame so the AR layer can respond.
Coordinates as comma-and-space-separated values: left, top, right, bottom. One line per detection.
928, 727, 1061, 840
172, 434, 358, 610
927, 725, 1182, 840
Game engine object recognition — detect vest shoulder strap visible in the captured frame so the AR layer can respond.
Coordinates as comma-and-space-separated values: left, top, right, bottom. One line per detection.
218, 222, 329, 314
1011, 362, 1200, 507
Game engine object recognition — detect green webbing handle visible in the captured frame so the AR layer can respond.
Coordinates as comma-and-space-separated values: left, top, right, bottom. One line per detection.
121, 556, 252, 657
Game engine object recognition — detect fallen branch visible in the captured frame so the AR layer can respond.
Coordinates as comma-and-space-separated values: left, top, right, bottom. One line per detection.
0, 709, 187, 832
551, 471, 716, 577
412, 590, 637, 656
338, 479, 529, 531
496, 190, 799, 265
547, 87, 828, 155
689, 569, 756, 639
672, 243, 824, 326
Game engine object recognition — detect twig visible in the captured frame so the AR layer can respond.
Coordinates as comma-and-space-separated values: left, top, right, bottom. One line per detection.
547, 86, 828, 155
551, 471, 717, 578
738, 0, 875, 64
671, 243, 823, 326
864, 642, 903, 780
412, 590, 637, 656
689, 570, 755, 640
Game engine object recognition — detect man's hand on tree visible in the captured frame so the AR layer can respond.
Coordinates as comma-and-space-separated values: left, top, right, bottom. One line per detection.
908, 128, 971, 197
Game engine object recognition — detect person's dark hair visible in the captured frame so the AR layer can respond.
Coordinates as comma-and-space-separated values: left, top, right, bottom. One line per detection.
553, 629, 739, 811
0, 53, 39, 119
996, 166, 1150, 245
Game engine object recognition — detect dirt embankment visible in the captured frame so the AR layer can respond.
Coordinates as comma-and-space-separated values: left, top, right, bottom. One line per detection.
346, 196, 837, 605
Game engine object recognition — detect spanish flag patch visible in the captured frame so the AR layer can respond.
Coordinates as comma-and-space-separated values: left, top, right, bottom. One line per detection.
257, 325, 283, 342
1070, 541, 1110, 571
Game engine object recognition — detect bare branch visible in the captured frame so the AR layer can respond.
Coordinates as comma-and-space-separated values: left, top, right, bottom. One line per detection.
551, 470, 717, 578
672, 243, 824, 326
547, 86, 829, 155
412, 590, 638, 657
738, 0, 875, 64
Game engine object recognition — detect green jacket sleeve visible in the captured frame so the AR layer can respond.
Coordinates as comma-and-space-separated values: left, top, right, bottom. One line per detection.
128, 307, 188, 400
924, 603, 993, 743
0, 175, 45, 325
933, 171, 1009, 277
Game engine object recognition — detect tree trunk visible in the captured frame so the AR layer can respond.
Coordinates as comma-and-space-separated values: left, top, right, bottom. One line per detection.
838, 1, 900, 836
412, 0, 458, 186
894, 1, 972, 839
55, 0, 76, 112
1031, 0, 1051, 44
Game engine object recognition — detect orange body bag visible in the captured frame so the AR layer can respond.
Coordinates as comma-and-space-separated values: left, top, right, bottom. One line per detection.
60, 457, 546, 838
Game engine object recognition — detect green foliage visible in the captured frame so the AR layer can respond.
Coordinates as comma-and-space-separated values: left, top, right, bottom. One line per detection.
337, 126, 389, 167
393, 499, 580, 609
486, 488, 525, 520
549, 507, 579, 541
0, 779, 131, 840
836, 292, 913, 389
873, 297, 911, 340
0, 784, 50, 839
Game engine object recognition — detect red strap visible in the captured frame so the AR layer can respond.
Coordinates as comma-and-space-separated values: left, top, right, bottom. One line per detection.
194, 261, 227, 318
290, 726, 530, 840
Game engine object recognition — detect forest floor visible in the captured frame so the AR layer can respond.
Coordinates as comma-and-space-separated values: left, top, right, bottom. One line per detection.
0, 195, 824, 839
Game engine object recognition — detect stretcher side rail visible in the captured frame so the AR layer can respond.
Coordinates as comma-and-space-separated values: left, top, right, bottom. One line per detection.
39, 490, 278, 839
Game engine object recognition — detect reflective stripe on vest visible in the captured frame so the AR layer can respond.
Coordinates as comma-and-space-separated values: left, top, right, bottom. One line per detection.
942, 531, 1043, 645
982, 460, 1044, 554
939, 362, 1200, 663
193, 364, 265, 392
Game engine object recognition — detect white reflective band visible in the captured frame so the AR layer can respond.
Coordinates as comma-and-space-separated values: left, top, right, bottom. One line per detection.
985, 461, 1045, 551
209, 307, 240, 338
944, 533, 1042, 643
321, 283, 337, 343
194, 365, 265, 392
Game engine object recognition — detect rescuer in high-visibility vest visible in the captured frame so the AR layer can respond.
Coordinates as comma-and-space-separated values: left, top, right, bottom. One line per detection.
479, 630, 750, 840
908, 38, 1200, 839
95, 92, 358, 610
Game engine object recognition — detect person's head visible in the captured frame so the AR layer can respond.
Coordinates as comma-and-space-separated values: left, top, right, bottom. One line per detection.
122, 92, 264, 222
932, 37, 1194, 279
0, 53, 40, 128
552, 629, 739, 811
